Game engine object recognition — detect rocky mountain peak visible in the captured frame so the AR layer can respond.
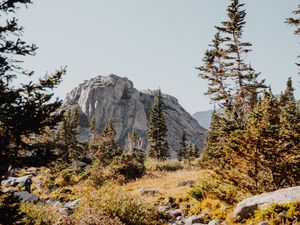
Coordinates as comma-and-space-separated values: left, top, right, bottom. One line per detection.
63, 75, 206, 158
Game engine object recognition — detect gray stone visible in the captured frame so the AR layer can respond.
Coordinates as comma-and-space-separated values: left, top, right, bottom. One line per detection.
45, 199, 61, 207
208, 220, 222, 225
158, 205, 171, 212
139, 187, 161, 195
14, 191, 39, 202
233, 186, 300, 221
168, 209, 182, 217
45, 185, 60, 194
35, 179, 42, 191
64, 199, 81, 209
185, 215, 202, 225
2, 188, 14, 193
258, 222, 269, 225
176, 180, 196, 187
1, 175, 30, 187
63, 75, 206, 157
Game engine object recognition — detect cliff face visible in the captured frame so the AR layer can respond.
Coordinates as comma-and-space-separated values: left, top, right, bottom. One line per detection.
63, 75, 206, 158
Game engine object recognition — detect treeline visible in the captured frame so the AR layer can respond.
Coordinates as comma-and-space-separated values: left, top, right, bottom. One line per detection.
199, 0, 300, 193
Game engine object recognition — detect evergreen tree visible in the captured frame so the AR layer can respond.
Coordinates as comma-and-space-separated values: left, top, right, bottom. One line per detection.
58, 108, 84, 162
277, 78, 300, 187
197, 32, 233, 109
0, 0, 65, 162
147, 90, 169, 160
93, 120, 122, 165
286, 4, 300, 68
178, 131, 188, 161
199, 0, 265, 125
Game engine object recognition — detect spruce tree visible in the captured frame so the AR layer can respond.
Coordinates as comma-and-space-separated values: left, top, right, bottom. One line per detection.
94, 120, 122, 165
0, 0, 65, 162
147, 90, 169, 161
58, 108, 84, 162
197, 32, 233, 109
286, 4, 300, 68
178, 131, 188, 161
199, 0, 265, 124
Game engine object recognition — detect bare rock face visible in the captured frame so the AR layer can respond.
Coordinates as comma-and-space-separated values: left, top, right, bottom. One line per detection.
63, 74, 206, 158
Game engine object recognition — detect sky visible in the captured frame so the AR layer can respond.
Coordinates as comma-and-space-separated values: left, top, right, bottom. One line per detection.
16, 0, 300, 114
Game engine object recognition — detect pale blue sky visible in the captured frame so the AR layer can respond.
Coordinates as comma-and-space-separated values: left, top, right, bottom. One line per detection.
17, 0, 299, 114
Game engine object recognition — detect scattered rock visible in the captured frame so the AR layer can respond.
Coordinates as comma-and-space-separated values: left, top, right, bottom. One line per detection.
45, 185, 60, 194
176, 180, 196, 187
208, 220, 222, 225
14, 191, 39, 202
139, 187, 161, 195
168, 209, 182, 217
2, 188, 15, 194
64, 199, 81, 209
35, 179, 42, 191
185, 215, 202, 225
258, 222, 269, 225
45, 199, 61, 207
171, 202, 179, 209
1, 175, 30, 187
233, 186, 300, 221
158, 205, 171, 212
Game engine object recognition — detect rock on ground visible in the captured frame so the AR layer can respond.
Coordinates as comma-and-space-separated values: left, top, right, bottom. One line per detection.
63, 74, 206, 157
233, 186, 300, 220
14, 191, 39, 202
1, 175, 29, 187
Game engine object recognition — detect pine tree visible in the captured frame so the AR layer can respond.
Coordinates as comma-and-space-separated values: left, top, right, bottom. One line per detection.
147, 90, 169, 161
0, 0, 65, 161
94, 120, 122, 165
213, 0, 265, 122
286, 4, 300, 68
277, 78, 300, 187
58, 108, 84, 162
197, 32, 233, 109
178, 131, 188, 161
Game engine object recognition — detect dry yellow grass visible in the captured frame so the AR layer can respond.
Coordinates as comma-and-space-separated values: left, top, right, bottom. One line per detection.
122, 169, 211, 203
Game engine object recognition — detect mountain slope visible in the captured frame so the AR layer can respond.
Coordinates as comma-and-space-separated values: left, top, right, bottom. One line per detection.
63, 74, 206, 158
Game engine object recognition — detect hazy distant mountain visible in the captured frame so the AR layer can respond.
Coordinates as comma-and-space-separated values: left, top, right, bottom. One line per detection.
192, 108, 223, 129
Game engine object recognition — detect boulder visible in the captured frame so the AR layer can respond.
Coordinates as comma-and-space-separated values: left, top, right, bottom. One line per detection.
208, 220, 222, 225
45, 199, 61, 207
158, 205, 171, 212
63, 75, 206, 157
1, 175, 29, 187
168, 209, 182, 217
14, 191, 39, 202
185, 215, 202, 225
176, 180, 196, 187
35, 179, 42, 191
258, 222, 269, 225
139, 187, 161, 195
233, 186, 300, 221
64, 199, 81, 209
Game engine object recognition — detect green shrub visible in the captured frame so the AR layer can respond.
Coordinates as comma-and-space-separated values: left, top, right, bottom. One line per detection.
107, 153, 145, 182
145, 158, 183, 171
190, 178, 241, 204
77, 187, 165, 225
88, 160, 107, 188
248, 202, 300, 225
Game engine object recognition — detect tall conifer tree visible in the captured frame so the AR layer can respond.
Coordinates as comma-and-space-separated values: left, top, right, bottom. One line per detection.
147, 90, 169, 160
0, 0, 65, 161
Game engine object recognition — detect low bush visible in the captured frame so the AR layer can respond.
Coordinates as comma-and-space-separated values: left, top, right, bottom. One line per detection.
247, 202, 300, 225
76, 187, 165, 225
190, 177, 242, 205
145, 158, 183, 172
107, 153, 145, 182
